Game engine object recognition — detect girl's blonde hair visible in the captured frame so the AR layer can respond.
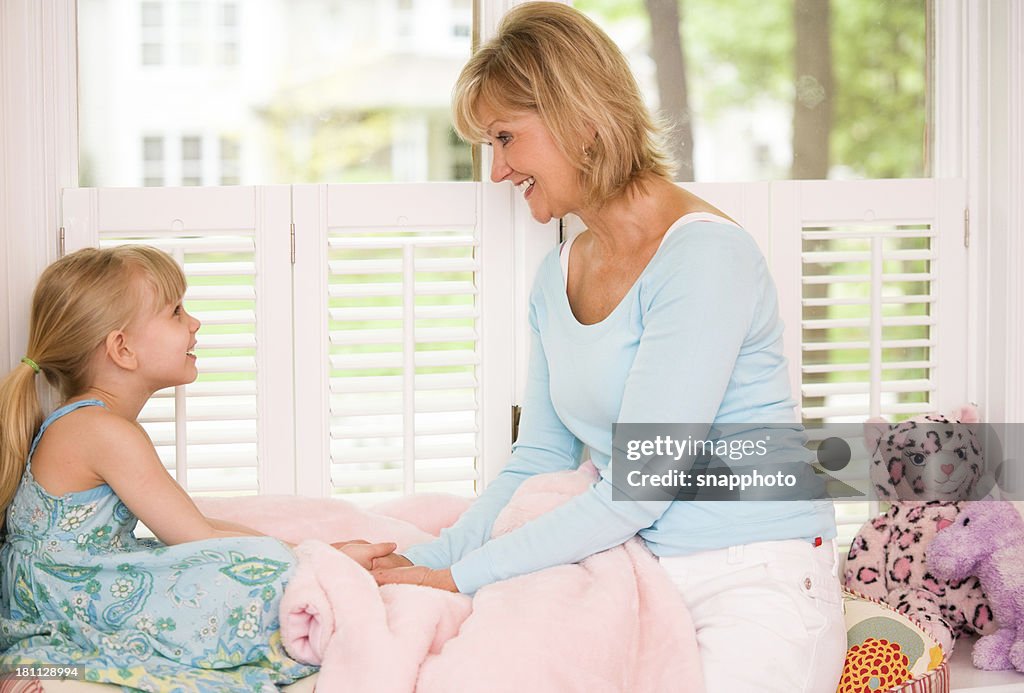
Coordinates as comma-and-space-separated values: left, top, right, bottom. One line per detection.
452, 1, 673, 206
0, 245, 185, 529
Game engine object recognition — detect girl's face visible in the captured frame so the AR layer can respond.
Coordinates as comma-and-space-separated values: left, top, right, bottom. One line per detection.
127, 286, 201, 392
479, 103, 583, 223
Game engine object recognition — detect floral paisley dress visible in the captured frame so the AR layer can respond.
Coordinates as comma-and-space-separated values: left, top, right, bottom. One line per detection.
0, 400, 317, 691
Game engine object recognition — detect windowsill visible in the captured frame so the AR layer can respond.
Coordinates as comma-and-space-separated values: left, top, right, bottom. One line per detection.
950, 637, 1024, 692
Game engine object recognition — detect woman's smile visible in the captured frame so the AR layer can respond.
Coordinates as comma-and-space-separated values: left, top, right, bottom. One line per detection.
480, 106, 582, 223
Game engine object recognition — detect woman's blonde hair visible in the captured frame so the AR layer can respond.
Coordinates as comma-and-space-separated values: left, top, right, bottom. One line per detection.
0, 245, 185, 529
452, 1, 672, 206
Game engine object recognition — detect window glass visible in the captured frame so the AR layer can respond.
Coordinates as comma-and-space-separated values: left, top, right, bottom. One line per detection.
78, 0, 474, 186
576, 0, 929, 182
141, 135, 164, 186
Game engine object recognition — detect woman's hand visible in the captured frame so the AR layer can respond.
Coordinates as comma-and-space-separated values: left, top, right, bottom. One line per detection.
333, 541, 398, 570
373, 565, 458, 593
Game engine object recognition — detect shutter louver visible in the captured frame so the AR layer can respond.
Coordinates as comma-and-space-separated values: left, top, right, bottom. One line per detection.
801, 224, 937, 422
327, 231, 481, 504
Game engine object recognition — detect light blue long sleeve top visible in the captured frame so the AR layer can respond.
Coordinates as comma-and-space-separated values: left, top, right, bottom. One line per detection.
403, 216, 837, 594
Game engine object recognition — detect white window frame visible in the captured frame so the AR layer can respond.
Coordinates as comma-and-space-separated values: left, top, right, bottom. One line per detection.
2, 0, 1021, 480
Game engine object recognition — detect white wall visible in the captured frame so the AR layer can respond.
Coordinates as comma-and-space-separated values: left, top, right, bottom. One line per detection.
0, 0, 77, 373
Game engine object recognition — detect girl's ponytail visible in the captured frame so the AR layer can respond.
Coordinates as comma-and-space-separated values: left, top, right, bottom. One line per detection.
0, 362, 44, 531
0, 244, 186, 531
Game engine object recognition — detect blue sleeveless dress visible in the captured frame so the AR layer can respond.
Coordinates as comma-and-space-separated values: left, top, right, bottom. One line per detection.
0, 400, 317, 691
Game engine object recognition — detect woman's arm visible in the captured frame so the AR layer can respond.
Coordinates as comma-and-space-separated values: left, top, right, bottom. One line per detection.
442, 226, 768, 593
401, 285, 583, 570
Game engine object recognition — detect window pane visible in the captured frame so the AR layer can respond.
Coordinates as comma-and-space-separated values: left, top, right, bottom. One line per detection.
182, 135, 203, 185
219, 136, 241, 185
576, 0, 929, 182
142, 135, 164, 186
140, 1, 162, 27
78, 0, 474, 186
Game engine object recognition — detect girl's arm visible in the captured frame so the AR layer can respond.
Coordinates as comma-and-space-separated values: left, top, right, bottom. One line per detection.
206, 517, 263, 536
87, 414, 275, 545
68, 411, 400, 566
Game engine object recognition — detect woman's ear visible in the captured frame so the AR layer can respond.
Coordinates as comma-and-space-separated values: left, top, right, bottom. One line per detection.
105, 330, 138, 371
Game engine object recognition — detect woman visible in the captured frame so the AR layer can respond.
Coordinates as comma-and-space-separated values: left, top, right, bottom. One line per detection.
373, 3, 845, 690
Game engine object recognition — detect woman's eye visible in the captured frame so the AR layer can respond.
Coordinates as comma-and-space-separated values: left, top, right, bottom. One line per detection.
496, 134, 512, 145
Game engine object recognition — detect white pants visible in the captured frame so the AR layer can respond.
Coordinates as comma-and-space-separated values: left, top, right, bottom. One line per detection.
660, 539, 846, 693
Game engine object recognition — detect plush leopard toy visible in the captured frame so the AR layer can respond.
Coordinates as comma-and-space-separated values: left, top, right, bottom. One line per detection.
843, 406, 997, 654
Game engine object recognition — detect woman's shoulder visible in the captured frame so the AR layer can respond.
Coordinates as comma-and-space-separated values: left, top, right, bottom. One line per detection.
663, 216, 761, 258
645, 218, 765, 286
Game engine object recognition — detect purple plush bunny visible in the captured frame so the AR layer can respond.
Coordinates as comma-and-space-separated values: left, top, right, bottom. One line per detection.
928, 501, 1024, 671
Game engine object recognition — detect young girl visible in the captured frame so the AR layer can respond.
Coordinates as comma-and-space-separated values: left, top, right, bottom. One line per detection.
0, 246, 393, 691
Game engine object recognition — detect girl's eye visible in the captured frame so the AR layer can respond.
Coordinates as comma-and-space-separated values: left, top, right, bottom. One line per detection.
173, 305, 182, 316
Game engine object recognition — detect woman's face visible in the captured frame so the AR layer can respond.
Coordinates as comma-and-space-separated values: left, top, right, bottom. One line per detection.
478, 103, 582, 223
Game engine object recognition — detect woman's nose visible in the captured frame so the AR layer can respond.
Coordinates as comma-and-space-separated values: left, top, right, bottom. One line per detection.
490, 148, 512, 183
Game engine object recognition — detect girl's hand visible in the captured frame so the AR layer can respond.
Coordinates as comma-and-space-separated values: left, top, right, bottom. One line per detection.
335, 541, 397, 570
371, 552, 413, 571
330, 539, 369, 549
372, 565, 458, 593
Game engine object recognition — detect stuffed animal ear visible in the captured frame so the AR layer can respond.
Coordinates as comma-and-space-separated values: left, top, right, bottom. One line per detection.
864, 417, 889, 452
951, 404, 979, 423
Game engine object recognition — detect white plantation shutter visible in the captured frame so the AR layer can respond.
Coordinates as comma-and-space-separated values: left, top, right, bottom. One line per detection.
799, 225, 941, 420
63, 183, 514, 503
62, 179, 965, 540
770, 179, 969, 420
61, 186, 295, 495
292, 183, 513, 503
326, 230, 479, 498
770, 178, 969, 548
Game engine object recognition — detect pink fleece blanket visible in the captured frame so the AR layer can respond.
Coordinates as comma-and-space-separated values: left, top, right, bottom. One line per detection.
197, 463, 704, 693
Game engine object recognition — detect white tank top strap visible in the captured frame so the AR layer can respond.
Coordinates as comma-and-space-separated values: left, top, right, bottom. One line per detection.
559, 233, 580, 291
559, 212, 739, 290
659, 212, 741, 248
